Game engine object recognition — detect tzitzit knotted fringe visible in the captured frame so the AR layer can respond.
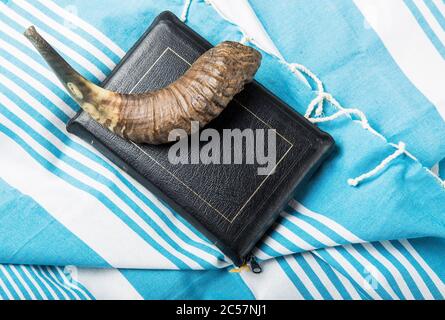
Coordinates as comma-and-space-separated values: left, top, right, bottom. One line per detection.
180, 0, 192, 22
281, 61, 445, 188
181, 0, 445, 188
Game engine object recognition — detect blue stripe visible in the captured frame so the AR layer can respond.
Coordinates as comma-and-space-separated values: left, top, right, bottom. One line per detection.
9, 2, 113, 75
256, 242, 282, 259
0, 123, 189, 269
0, 69, 71, 123
354, 244, 407, 299
45, 267, 79, 299
310, 254, 355, 300
27, 266, 59, 299
3, 265, 33, 300
374, 242, 425, 299
0, 279, 9, 299
0, 12, 101, 83
5, 265, 38, 300
0, 269, 19, 299
48, 267, 89, 300
280, 215, 328, 248
425, 0, 445, 31
315, 249, 373, 300
294, 254, 333, 299
53, 268, 95, 300
0, 37, 223, 263
276, 257, 313, 299
0, 45, 79, 113
334, 246, 395, 299
393, 241, 443, 299
29, 0, 122, 63
405, 0, 445, 59
285, 205, 354, 243
0, 86, 221, 268
266, 228, 307, 254
0, 29, 72, 82
38, 267, 77, 300
13, 265, 45, 299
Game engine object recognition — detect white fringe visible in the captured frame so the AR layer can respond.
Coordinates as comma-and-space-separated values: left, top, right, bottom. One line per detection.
347, 142, 406, 187
282, 62, 445, 188
186, 1, 445, 188
180, 0, 192, 22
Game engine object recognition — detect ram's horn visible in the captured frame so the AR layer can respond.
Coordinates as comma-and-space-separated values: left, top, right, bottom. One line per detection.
24, 26, 262, 144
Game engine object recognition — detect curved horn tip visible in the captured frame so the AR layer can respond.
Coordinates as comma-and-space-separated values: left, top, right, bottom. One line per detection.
23, 25, 38, 38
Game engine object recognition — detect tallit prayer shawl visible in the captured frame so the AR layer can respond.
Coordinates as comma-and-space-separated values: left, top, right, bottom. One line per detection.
1, 0, 445, 299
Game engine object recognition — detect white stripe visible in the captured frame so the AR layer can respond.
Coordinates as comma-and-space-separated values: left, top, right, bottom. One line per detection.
0, 118, 177, 270
14, 0, 116, 69
262, 234, 299, 256
301, 252, 343, 300
284, 255, 324, 299
354, 0, 445, 120
413, 0, 445, 46
323, 247, 382, 300
0, 276, 15, 300
35, 266, 71, 300
264, 230, 375, 299
0, 110, 199, 270
0, 265, 26, 299
0, 68, 223, 267
46, 267, 88, 300
253, 247, 274, 261
77, 268, 142, 300
0, 21, 222, 263
0, 36, 66, 92
0, 56, 74, 118
290, 200, 364, 243
285, 207, 398, 299
267, 221, 316, 251
27, 266, 60, 299
361, 242, 414, 299
0, 19, 35, 50
317, 257, 363, 300
45, 268, 82, 300
18, 265, 49, 300
380, 240, 434, 299
433, 0, 445, 19
0, 30, 220, 254
0, 91, 210, 269
36, 0, 125, 57
399, 240, 445, 298
8, 265, 38, 300
208, 0, 310, 86
3, 1, 221, 256
282, 212, 340, 247
292, 200, 426, 299
53, 268, 92, 300
239, 258, 304, 299
0, 74, 67, 127
0, 3, 106, 79
343, 244, 399, 299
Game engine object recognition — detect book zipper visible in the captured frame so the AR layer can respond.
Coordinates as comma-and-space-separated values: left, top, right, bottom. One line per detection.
247, 255, 262, 274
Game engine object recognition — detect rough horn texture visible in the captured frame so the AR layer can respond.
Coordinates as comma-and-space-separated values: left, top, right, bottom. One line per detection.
24, 26, 262, 144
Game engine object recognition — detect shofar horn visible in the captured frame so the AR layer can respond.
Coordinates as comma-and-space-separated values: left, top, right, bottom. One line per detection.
24, 26, 262, 144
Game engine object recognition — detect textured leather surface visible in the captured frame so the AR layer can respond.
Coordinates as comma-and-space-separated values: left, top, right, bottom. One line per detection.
67, 11, 335, 266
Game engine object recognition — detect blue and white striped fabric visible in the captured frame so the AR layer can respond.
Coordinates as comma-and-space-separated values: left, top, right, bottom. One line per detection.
1, 0, 445, 300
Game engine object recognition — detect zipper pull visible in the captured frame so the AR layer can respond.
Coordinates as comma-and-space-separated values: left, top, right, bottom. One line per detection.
248, 256, 262, 274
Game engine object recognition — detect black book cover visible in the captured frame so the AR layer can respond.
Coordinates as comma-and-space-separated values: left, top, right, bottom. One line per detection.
67, 11, 334, 266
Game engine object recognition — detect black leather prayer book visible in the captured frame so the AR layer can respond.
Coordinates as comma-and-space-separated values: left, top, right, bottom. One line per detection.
67, 11, 334, 267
